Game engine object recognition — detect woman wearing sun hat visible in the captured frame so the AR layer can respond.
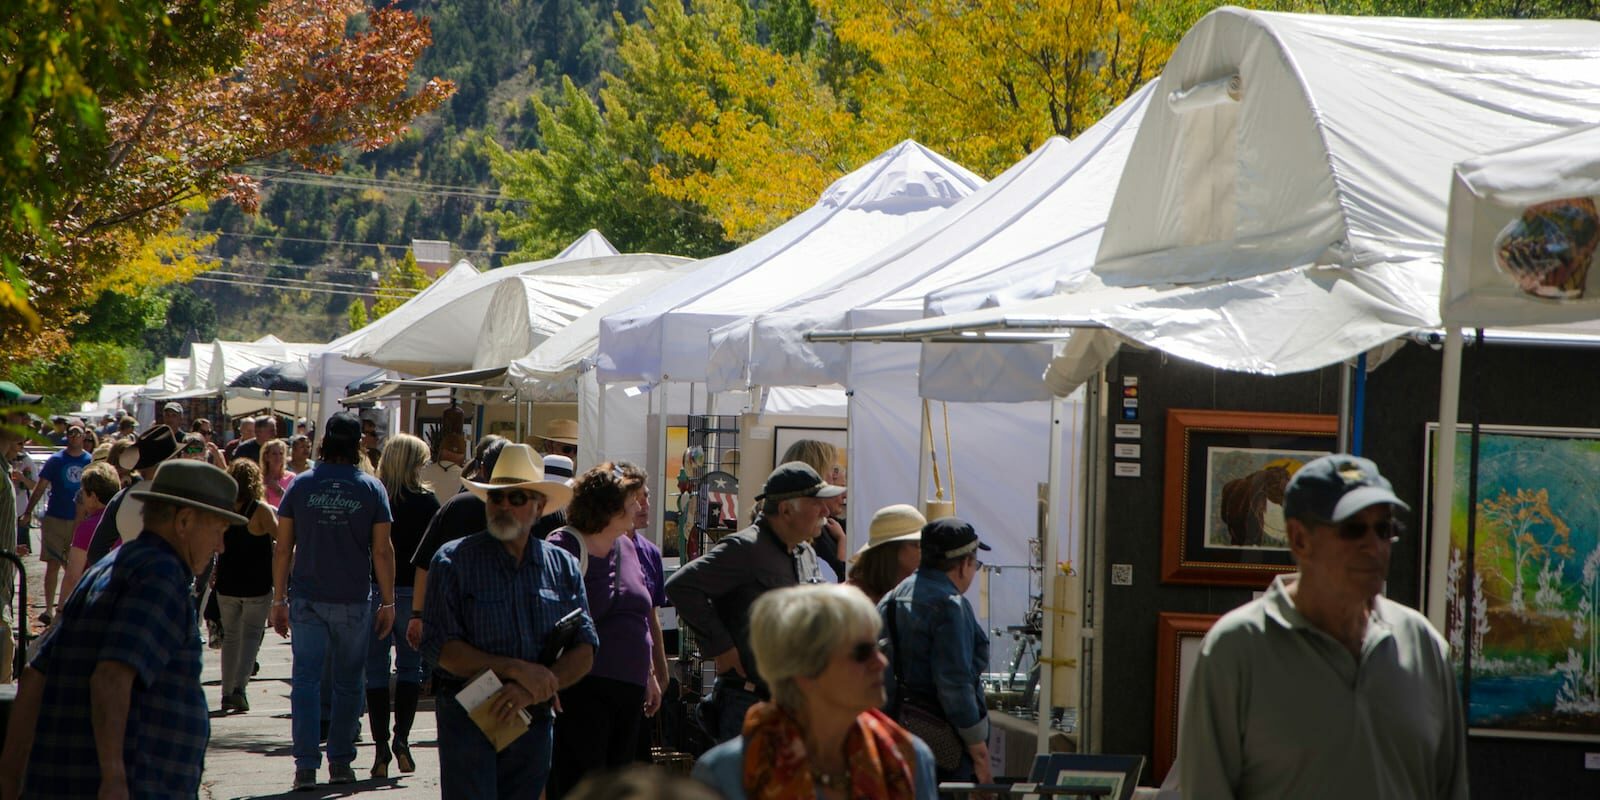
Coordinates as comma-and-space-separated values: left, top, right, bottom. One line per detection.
846, 505, 926, 604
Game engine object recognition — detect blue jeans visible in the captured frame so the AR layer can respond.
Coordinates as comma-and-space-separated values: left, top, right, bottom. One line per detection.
290, 597, 372, 769
366, 586, 422, 686
712, 679, 761, 743
437, 685, 553, 799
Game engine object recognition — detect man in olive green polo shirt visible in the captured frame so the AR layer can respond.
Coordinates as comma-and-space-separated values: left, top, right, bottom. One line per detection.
1178, 455, 1467, 799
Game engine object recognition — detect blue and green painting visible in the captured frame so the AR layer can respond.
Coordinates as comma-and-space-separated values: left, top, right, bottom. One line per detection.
1437, 428, 1600, 737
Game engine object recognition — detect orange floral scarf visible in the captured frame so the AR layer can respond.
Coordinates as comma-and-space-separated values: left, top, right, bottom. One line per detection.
741, 702, 918, 800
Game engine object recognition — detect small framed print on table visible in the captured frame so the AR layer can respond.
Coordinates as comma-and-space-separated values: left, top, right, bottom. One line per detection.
1160, 409, 1337, 587
1152, 612, 1221, 784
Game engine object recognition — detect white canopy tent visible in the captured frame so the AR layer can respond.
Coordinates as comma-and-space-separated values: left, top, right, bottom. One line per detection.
471, 264, 692, 371
596, 139, 985, 384
509, 264, 716, 403
205, 339, 320, 392
1430, 123, 1600, 632
553, 229, 620, 260
306, 260, 482, 435
350, 251, 686, 376
826, 8, 1600, 403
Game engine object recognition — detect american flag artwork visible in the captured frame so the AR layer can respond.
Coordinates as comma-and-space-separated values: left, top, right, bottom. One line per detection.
701, 470, 738, 528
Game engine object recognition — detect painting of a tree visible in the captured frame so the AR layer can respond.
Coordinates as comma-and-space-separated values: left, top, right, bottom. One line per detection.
1477, 488, 1574, 615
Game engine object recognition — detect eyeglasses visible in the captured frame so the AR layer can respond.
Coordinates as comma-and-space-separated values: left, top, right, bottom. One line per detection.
487, 489, 539, 507
847, 640, 881, 664
1321, 517, 1404, 541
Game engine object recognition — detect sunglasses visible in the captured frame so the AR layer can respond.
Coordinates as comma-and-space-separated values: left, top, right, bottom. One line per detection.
557, 444, 577, 456
1320, 517, 1404, 541
847, 640, 882, 664
487, 489, 540, 507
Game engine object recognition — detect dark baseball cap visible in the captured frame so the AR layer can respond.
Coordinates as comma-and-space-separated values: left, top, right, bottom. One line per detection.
921, 517, 990, 562
1282, 455, 1409, 523
756, 461, 845, 502
324, 411, 362, 442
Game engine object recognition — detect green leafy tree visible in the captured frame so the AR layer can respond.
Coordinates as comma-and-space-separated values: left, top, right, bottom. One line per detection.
372, 251, 430, 319
487, 77, 732, 260
347, 299, 369, 332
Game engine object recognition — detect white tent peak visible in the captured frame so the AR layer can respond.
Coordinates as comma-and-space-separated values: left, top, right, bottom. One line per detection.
1095, 6, 1600, 288
555, 229, 620, 260
818, 139, 984, 213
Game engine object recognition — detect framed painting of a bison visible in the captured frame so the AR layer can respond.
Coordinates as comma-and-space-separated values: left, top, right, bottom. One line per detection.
1160, 409, 1338, 587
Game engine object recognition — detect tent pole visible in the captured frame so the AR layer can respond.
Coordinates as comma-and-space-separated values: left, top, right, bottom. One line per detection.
1037, 392, 1065, 755
1083, 369, 1107, 753
1428, 328, 1464, 632
1351, 353, 1368, 457
1337, 361, 1353, 452
654, 382, 670, 556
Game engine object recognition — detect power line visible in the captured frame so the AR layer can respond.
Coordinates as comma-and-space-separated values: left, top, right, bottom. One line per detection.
204, 255, 380, 279
251, 166, 500, 195
201, 270, 418, 298
243, 169, 524, 203
190, 275, 412, 300
206, 229, 503, 256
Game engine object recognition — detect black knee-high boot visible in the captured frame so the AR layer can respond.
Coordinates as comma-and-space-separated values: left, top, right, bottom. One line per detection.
392, 682, 420, 773
366, 687, 392, 777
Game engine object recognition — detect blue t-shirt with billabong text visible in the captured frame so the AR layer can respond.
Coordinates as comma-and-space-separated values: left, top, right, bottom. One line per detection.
40, 449, 92, 521
279, 463, 392, 604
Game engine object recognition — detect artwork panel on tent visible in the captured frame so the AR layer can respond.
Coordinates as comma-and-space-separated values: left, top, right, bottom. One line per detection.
1423, 423, 1600, 742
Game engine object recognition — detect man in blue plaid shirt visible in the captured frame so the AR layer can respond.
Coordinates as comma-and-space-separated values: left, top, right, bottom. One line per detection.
421, 443, 596, 799
0, 460, 245, 799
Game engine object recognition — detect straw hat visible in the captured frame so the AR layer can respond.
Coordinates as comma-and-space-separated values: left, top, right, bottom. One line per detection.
536, 418, 579, 446
463, 443, 573, 512
852, 503, 927, 559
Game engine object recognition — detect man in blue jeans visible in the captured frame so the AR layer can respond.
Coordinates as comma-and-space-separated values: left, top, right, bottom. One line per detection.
270, 413, 396, 791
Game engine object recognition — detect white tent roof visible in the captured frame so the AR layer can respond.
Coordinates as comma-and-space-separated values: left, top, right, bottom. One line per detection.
554, 229, 620, 260
156, 357, 190, 392
95, 384, 146, 409
837, 8, 1600, 399
1443, 123, 1600, 326
206, 339, 321, 391
321, 260, 481, 357
596, 139, 984, 384
705, 83, 1152, 392
471, 267, 687, 370
348, 250, 687, 376
508, 262, 715, 402
183, 342, 213, 391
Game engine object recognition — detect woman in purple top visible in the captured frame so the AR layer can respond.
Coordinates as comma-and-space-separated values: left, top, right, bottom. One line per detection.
616, 462, 669, 730
545, 464, 654, 798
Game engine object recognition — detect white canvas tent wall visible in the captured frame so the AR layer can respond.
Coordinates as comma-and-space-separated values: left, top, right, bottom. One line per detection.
471, 263, 691, 371
206, 340, 320, 391
838, 7, 1600, 402
183, 342, 214, 391
351, 251, 686, 376
596, 140, 985, 385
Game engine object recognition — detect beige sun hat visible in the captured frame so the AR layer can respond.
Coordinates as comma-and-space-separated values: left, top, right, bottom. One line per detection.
852, 503, 927, 560
538, 418, 579, 446
462, 443, 573, 512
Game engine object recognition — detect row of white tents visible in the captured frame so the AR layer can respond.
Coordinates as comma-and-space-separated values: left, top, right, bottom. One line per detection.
127, 6, 1600, 754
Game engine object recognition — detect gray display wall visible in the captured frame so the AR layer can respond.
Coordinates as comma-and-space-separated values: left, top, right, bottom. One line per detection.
1100, 341, 1600, 795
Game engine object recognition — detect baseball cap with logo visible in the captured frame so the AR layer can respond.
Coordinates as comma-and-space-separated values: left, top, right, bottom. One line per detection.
1282, 454, 1409, 523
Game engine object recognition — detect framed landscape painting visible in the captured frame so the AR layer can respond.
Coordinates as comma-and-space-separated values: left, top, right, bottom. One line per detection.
1424, 423, 1600, 741
1160, 409, 1337, 587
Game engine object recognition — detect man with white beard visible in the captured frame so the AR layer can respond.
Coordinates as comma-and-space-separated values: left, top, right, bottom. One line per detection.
420, 443, 596, 799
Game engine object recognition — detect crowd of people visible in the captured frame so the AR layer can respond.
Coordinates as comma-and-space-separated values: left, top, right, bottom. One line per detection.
0, 378, 1469, 800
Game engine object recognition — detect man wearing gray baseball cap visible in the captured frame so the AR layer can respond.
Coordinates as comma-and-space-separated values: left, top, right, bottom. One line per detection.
1178, 455, 1467, 799
0, 460, 244, 798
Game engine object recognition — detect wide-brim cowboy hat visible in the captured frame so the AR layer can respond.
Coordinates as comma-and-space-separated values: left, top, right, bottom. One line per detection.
463, 443, 573, 512
119, 424, 180, 471
853, 503, 927, 559
129, 460, 248, 525
537, 418, 579, 446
